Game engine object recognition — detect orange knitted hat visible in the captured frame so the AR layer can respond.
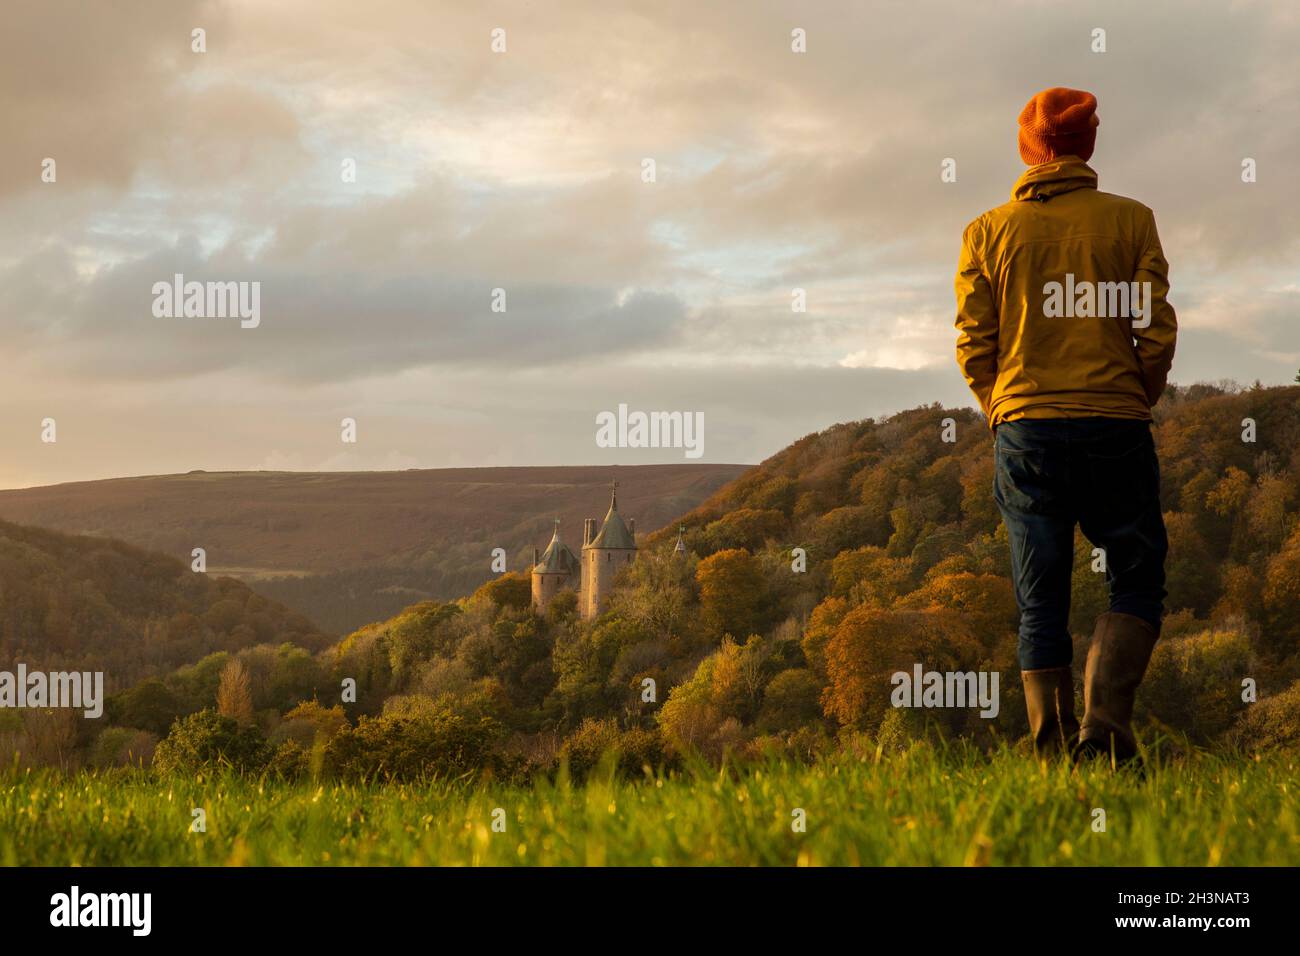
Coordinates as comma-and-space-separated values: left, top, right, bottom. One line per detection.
1018, 87, 1099, 165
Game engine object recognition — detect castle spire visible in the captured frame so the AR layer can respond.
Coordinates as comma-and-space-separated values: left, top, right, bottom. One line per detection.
581, 480, 637, 620
587, 484, 635, 551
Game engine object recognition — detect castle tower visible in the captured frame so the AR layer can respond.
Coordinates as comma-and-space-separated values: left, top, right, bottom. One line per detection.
580, 481, 637, 620
531, 518, 580, 613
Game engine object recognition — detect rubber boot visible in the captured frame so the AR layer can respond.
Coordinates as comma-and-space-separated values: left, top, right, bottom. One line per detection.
1021, 666, 1079, 758
1074, 611, 1159, 767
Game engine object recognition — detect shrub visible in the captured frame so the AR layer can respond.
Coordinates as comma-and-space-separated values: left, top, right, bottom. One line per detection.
558, 718, 671, 780
322, 707, 505, 781
91, 727, 158, 769
152, 709, 271, 775
1140, 626, 1255, 742
264, 740, 310, 780
1226, 680, 1300, 752
269, 701, 349, 750
741, 726, 827, 763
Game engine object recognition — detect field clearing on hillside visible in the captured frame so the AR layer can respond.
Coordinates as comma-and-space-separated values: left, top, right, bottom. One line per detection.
3, 746, 1296, 866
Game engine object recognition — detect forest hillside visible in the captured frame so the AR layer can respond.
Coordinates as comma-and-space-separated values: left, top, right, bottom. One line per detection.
12, 382, 1300, 775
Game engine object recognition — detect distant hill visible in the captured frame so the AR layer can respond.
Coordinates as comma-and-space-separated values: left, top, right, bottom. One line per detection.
0, 520, 329, 691
0, 464, 747, 634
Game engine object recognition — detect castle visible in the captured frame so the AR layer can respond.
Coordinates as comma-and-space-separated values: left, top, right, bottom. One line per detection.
531, 482, 638, 619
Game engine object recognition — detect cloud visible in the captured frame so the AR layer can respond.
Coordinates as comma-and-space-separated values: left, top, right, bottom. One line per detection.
1, 0, 1297, 487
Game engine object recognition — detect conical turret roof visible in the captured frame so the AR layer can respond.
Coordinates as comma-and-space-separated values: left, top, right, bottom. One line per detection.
587, 486, 636, 550
534, 520, 580, 574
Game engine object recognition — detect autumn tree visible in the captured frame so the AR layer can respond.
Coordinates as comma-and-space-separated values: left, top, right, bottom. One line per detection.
829, 546, 911, 605
701, 508, 787, 552
1206, 466, 1251, 518
821, 607, 983, 732
1244, 473, 1295, 554
1262, 525, 1300, 643
809, 505, 891, 555
800, 595, 848, 678
707, 635, 769, 723
898, 571, 1018, 644
657, 664, 724, 756
917, 457, 963, 523
959, 454, 998, 534
217, 659, 255, 725
657, 643, 756, 760
607, 550, 697, 641
695, 548, 767, 639
1162, 512, 1216, 616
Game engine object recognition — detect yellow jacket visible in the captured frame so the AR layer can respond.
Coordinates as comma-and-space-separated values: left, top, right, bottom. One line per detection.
954, 157, 1177, 428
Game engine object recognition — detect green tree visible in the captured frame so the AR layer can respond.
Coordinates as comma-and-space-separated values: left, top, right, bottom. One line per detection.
757, 668, 824, 732
153, 709, 270, 775
471, 572, 531, 611
106, 678, 182, 736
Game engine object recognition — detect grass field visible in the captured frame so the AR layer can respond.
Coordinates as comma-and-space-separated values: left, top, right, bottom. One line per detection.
2, 744, 1296, 866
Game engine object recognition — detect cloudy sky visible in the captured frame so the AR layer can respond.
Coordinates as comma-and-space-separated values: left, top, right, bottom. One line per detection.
3, 0, 1297, 488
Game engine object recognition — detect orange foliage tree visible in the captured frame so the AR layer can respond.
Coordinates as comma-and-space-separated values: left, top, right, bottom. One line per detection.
695, 549, 767, 639
821, 607, 985, 731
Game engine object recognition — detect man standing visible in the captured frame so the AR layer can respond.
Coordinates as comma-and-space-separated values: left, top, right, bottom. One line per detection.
954, 87, 1177, 765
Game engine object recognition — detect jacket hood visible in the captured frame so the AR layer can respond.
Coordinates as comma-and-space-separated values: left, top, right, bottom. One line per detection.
1012, 156, 1098, 202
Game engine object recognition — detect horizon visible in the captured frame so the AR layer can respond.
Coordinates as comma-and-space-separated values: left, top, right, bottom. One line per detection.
0, 375, 1278, 493
0, 458, 760, 493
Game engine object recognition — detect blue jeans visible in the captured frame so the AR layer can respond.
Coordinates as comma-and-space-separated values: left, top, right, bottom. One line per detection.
993, 417, 1167, 670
